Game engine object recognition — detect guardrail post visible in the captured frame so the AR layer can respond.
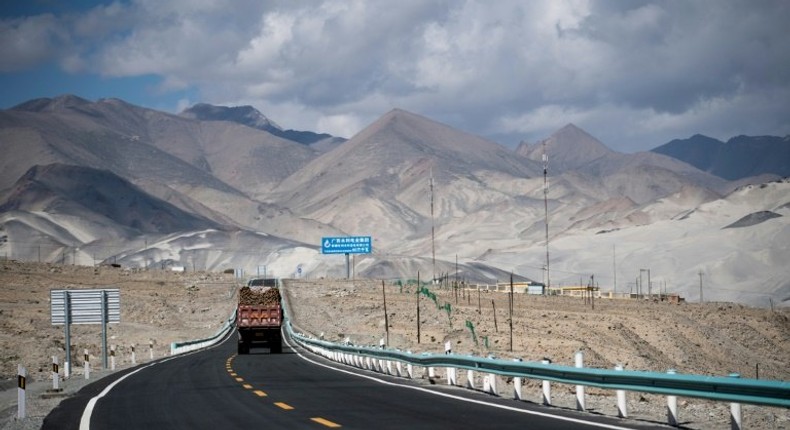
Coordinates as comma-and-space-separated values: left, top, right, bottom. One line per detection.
513, 358, 523, 400
667, 369, 679, 426
487, 374, 498, 396
541, 358, 552, 405
444, 342, 456, 385
17, 364, 26, 419
575, 351, 585, 410
615, 364, 627, 417
396, 361, 403, 377
406, 352, 413, 378
730, 373, 742, 430
131, 344, 136, 365
52, 356, 60, 391
467, 369, 475, 390
428, 366, 436, 379
84, 349, 90, 380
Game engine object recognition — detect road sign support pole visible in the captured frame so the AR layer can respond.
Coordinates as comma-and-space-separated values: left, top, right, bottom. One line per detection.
63, 291, 71, 377
345, 253, 350, 279
101, 290, 108, 369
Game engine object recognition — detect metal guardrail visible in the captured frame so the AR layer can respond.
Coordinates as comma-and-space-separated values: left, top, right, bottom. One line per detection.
169, 286, 789, 409
282, 305, 789, 409
285, 324, 790, 407
170, 308, 237, 355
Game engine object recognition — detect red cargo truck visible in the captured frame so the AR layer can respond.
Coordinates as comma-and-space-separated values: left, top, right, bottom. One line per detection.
236, 279, 282, 354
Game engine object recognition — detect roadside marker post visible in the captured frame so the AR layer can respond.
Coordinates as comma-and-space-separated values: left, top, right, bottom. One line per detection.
131, 344, 136, 364
17, 364, 26, 419
84, 349, 90, 379
667, 369, 679, 426
52, 356, 60, 391
575, 351, 586, 411
149, 340, 154, 360
541, 359, 552, 405
615, 364, 627, 417
730, 373, 743, 430
110, 345, 116, 371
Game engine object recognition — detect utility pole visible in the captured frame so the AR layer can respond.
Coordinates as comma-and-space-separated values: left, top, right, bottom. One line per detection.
430, 169, 436, 284
639, 269, 651, 299
612, 245, 616, 295
542, 142, 551, 291
416, 271, 421, 344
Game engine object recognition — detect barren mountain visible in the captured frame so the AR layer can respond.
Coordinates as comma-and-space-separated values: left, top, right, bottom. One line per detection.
1, 96, 788, 306
271, 109, 541, 248
1, 164, 219, 235
653, 133, 790, 180
2, 95, 318, 198
180, 103, 346, 149
516, 123, 614, 173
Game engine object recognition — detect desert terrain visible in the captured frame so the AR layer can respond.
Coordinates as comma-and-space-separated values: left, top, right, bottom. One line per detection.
1, 261, 788, 429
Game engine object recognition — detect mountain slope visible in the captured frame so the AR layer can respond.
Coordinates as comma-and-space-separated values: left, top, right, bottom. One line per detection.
652, 134, 790, 180
180, 102, 347, 148
0, 164, 220, 236
271, 109, 541, 247
4, 96, 319, 197
516, 124, 614, 174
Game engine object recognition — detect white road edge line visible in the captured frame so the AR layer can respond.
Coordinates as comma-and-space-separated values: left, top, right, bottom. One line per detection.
283, 333, 637, 430
79, 337, 230, 430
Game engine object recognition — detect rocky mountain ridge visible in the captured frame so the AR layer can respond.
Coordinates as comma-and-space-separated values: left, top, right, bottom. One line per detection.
1, 95, 787, 306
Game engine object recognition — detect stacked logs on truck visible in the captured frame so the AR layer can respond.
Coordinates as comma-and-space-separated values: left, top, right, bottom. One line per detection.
239, 286, 281, 305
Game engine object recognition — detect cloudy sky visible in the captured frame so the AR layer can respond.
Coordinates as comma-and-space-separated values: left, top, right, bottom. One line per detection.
1, 0, 788, 152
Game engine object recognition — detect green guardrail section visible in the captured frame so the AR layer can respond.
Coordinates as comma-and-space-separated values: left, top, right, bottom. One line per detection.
171, 308, 237, 353
280, 283, 789, 408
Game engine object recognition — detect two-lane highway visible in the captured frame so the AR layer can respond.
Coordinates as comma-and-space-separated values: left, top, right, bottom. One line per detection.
44, 333, 663, 429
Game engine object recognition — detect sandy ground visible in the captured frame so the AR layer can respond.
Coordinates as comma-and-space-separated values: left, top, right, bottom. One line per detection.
0, 262, 788, 429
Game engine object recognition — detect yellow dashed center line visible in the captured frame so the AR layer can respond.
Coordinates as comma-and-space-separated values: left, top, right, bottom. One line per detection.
228, 355, 339, 426
311, 417, 342, 428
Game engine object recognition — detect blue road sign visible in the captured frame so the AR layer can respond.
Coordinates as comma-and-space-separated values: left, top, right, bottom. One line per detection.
321, 236, 372, 254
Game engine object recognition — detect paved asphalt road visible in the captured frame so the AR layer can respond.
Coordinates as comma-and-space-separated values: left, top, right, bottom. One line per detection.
42, 334, 665, 429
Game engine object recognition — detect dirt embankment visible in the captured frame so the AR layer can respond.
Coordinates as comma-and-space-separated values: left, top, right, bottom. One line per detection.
0, 261, 237, 384
284, 278, 790, 429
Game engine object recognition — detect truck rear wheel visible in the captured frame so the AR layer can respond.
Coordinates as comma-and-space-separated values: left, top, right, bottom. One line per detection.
271, 340, 282, 354
238, 341, 249, 355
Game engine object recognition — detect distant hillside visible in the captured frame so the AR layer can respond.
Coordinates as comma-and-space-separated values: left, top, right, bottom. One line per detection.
0, 163, 220, 235
516, 123, 614, 173
180, 103, 346, 148
652, 134, 790, 180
